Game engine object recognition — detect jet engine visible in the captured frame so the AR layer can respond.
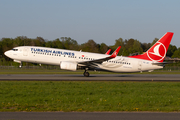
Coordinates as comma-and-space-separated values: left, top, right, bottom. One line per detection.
60, 61, 77, 71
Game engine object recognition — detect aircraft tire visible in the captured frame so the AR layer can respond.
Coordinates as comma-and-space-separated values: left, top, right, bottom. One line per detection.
83, 72, 90, 77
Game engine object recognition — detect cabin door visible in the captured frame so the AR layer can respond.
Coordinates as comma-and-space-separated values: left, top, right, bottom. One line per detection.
23, 48, 28, 56
138, 61, 142, 71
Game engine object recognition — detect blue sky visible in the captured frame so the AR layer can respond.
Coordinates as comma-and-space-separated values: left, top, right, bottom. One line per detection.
0, 0, 180, 47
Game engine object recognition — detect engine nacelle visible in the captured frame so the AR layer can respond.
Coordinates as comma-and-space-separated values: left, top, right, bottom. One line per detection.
60, 61, 77, 71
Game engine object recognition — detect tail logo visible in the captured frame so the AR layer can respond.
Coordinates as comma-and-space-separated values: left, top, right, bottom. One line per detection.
114, 52, 117, 55
147, 42, 166, 61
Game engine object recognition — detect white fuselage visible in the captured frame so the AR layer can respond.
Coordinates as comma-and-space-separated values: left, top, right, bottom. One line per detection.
4, 46, 163, 73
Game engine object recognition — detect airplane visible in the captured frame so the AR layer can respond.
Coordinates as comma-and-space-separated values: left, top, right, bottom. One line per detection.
105, 49, 111, 55
4, 32, 174, 77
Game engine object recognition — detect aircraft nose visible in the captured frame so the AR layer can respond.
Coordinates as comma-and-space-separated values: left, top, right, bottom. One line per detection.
4, 50, 11, 57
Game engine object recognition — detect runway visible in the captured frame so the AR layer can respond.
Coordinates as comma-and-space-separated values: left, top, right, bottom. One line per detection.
0, 74, 180, 81
1, 112, 180, 120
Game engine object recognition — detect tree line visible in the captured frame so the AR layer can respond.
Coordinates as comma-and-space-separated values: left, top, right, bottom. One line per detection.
0, 36, 180, 63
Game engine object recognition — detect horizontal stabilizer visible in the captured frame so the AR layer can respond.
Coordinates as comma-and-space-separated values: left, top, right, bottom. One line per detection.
152, 62, 169, 66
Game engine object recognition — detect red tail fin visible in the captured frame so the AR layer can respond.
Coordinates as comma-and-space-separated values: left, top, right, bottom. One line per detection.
130, 32, 174, 62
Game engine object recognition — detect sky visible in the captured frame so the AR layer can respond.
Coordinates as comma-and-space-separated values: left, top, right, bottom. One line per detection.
0, 0, 180, 47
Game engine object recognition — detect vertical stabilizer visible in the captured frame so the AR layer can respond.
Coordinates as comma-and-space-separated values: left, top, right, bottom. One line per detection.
130, 32, 174, 62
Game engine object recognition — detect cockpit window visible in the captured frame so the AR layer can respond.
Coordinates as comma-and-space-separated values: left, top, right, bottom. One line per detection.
12, 49, 18, 51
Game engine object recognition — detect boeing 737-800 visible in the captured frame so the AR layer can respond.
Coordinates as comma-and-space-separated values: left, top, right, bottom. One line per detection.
4, 32, 174, 77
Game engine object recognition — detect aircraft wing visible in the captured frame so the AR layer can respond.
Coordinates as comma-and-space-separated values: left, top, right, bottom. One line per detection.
78, 46, 121, 65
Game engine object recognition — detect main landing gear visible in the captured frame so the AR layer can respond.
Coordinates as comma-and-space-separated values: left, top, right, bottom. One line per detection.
83, 71, 90, 77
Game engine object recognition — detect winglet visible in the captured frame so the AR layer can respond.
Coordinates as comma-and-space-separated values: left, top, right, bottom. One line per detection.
109, 46, 121, 58
105, 49, 111, 55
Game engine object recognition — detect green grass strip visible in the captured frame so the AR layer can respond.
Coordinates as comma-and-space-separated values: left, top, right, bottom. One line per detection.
0, 81, 180, 112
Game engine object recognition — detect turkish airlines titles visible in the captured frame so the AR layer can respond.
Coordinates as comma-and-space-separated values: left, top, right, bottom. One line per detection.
31, 48, 75, 56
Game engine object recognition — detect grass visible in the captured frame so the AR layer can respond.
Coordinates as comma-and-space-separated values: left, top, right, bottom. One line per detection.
1, 81, 180, 112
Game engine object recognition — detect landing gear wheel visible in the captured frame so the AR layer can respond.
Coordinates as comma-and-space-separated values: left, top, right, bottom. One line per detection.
83, 72, 90, 77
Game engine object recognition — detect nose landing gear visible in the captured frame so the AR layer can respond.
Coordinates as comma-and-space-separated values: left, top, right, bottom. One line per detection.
19, 62, 22, 68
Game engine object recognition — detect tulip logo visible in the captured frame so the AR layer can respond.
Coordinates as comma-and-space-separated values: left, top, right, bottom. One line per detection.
147, 42, 166, 61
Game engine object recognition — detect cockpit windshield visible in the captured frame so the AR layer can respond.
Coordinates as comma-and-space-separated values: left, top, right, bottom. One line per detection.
12, 49, 18, 51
